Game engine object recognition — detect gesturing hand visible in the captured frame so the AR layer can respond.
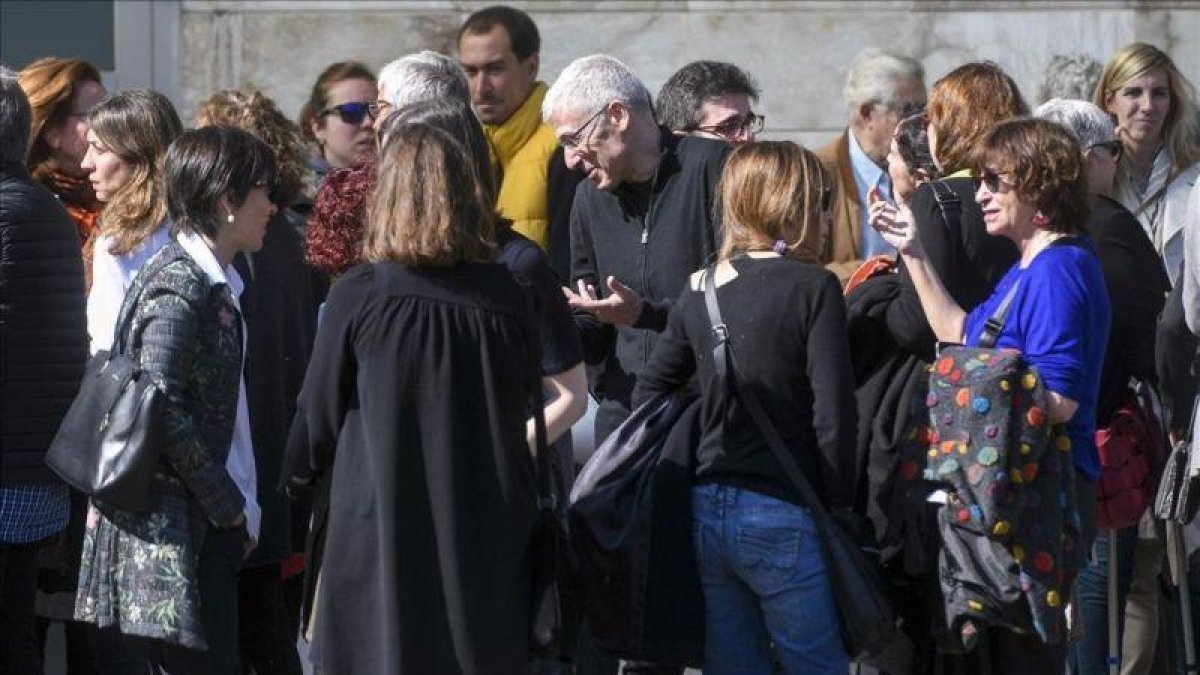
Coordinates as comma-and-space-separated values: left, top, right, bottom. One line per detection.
562, 276, 644, 326
870, 198, 923, 258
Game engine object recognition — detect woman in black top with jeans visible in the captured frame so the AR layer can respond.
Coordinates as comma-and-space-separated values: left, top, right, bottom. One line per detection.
634, 142, 855, 674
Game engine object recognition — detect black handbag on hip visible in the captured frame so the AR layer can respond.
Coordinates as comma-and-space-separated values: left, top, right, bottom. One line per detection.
701, 266, 897, 660
1155, 389, 1200, 525
45, 253, 174, 513
528, 337, 582, 661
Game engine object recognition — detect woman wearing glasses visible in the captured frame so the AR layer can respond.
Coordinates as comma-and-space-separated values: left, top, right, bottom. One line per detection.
18, 57, 107, 289
882, 62, 1026, 360
77, 127, 278, 674
297, 61, 377, 187
1095, 42, 1199, 286
874, 117, 1110, 674
1035, 98, 1170, 675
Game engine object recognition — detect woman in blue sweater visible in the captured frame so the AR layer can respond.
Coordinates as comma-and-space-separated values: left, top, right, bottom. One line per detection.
873, 117, 1111, 673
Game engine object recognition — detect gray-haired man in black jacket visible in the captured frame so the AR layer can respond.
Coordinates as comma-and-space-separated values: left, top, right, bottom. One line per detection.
544, 54, 729, 449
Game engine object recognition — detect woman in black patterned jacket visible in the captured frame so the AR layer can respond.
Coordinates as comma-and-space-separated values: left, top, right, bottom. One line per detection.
75, 127, 277, 674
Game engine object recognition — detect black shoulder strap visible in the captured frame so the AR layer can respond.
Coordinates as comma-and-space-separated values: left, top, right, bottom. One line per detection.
930, 180, 962, 238
109, 244, 188, 358
978, 280, 1021, 349
701, 267, 835, 529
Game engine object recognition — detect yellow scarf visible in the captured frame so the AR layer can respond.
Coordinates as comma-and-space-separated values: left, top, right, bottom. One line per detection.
482, 82, 558, 248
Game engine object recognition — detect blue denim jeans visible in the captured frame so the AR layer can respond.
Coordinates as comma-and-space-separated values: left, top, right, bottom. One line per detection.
1069, 525, 1137, 675
691, 483, 847, 675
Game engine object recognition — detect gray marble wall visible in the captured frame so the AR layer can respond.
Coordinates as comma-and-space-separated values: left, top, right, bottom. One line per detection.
179, 0, 1200, 147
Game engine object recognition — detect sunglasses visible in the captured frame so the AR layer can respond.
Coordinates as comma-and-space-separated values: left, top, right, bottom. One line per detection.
972, 169, 1016, 194
1087, 140, 1124, 162
320, 101, 375, 125
690, 113, 765, 139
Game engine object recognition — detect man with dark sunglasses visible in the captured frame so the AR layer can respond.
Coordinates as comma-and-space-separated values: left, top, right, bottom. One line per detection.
655, 60, 763, 145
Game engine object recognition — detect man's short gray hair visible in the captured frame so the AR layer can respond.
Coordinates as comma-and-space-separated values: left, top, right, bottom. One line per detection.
378, 50, 469, 109
1035, 53, 1103, 104
1033, 98, 1115, 150
843, 48, 925, 113
542, 54, 652, 124
0, 65, 31, 166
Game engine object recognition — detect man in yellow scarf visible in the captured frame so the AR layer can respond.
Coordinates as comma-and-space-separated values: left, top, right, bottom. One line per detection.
458, 6, 564, 252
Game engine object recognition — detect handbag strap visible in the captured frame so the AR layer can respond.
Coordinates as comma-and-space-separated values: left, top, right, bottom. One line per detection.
701, 266, 835, 531
109, 245, 188, 358
977, 279, 1021, 349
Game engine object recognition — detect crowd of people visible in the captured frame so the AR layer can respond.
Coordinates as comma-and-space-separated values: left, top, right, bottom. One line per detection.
1, 5, 1198, 675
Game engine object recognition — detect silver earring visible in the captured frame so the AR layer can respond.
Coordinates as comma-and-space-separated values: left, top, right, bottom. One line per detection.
227, 213, 235, 224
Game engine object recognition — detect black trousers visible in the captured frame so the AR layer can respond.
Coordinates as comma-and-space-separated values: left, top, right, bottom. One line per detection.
95, 526, 246, 675
1, 539, 43, 674
238, 564, 301, 675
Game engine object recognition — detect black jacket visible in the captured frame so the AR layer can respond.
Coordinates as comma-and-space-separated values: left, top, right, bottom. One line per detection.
888, 177, 1018, 360
0, 163, 88, 484
569, 129, 728, 413
1089, 195, 1170, 424
237, 208, 320, 566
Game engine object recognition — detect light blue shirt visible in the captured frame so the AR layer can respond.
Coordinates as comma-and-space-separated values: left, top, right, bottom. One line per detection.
848, 130, 894, 259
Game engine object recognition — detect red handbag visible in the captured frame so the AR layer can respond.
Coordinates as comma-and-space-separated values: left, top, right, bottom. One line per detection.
1095, 381, 1168, 529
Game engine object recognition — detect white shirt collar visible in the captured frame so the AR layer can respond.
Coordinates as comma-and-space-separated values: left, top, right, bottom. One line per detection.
175, 230, 244, 300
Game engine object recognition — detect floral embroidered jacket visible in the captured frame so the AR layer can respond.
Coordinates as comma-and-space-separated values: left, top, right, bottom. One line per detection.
75, 241, 245, 648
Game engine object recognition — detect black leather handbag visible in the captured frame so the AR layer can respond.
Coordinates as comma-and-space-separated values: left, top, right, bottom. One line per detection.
1155, 392, 1200, 525
45, 255, 171, 513
528, 366, 581, 660
701, 267, 897, 660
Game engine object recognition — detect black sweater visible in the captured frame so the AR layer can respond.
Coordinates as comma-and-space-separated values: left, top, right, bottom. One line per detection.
0, 164, 88, 484
1088, 195, 1170, 423
570, 129, 729, 412
633, 257, 857, 510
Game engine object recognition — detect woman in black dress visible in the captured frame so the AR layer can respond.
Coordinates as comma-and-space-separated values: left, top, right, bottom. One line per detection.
284, 123, 540, 675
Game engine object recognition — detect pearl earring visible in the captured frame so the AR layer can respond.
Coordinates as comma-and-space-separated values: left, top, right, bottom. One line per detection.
227, 213, 235, 224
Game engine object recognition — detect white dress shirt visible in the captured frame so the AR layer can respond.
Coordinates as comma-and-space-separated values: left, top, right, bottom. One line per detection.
176, 231, 261, 541
87, 224, 172, 355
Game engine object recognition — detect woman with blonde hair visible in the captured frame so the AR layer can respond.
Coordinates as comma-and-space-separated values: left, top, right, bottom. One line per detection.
634, 141, 855, 673
18, 57, 107, 287
1095, 42, 1200, 284
284, 123, 540, 675
82, 89, 182, 354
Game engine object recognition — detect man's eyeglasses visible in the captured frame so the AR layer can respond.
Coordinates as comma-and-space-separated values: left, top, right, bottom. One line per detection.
689, 113, 765, 140
1087, 140, 1124, 162
367, 100, 393, 120
973, 169, 1017, 194
560, 106, 608, 150
320, 101, 375, 125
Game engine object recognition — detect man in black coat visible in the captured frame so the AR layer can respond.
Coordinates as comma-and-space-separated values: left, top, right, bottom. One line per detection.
544, 54, 729, 450
0, 66, 88, 673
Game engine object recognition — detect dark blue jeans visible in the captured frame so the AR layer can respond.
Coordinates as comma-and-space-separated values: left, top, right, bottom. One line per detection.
1070, 525, 1137, 675
691, 484, 847, 675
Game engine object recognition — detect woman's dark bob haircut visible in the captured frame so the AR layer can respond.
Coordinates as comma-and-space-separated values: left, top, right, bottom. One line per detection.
164, 126, 277, 239
969, 117, 1090, 235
